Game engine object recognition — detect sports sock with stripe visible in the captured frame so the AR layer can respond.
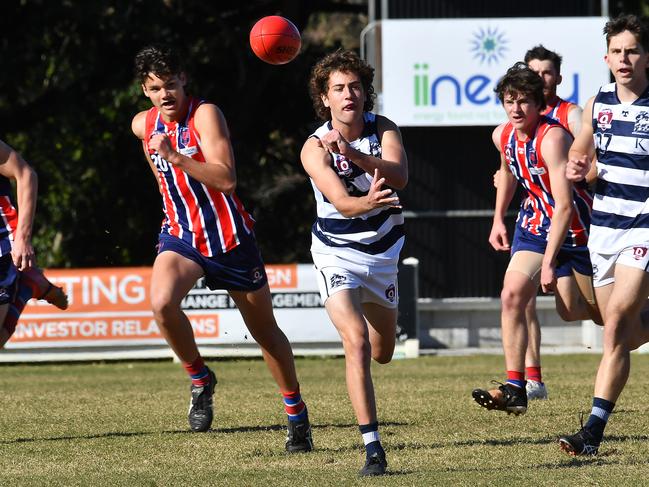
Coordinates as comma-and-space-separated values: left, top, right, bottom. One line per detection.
585, 397, 614, 441
2, 282, 33, 336
182, 356, 210, 387
359, 422, 384, 458
282, 388, 307, 422
506, 370, 526, 389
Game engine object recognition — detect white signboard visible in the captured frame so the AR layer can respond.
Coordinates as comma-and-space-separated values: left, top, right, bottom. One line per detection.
381, 17, 610, 126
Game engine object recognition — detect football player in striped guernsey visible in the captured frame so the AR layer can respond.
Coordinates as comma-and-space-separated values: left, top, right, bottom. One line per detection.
494, 46, 586, 402
0, 140, 68, 349
472, 62, 600, 418
131, 45, 312, 452
560, 14, 649, 457
301, 50, 408, 477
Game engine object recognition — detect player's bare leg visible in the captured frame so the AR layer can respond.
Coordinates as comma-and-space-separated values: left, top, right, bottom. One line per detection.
21, 267, 68, 310
230, 283, 313, 452
150, 251, 216, 432
150, 251, 204, 362
362, 302, 397, 365
473, 269, 536, 414
230, 284, 300, 392
524, 296, 547, 399
560, 266, 649, 456
326, 289, 387, 474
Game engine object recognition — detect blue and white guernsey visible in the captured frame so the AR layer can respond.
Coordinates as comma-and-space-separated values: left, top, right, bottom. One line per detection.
308, 112, 405, 265
590, 82, 649, 253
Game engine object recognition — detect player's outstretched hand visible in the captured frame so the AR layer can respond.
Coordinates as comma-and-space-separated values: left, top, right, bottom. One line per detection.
566, 154, 590, 182
366, 169, 400, 210
488, 221, 510, 252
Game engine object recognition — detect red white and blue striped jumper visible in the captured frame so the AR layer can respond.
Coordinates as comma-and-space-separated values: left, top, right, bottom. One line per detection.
144, 98, 255, 256
0, 175, 17, 257
501, 116, 590, 247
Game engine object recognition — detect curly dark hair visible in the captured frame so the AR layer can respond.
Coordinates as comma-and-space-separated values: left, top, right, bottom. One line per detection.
308, 49, 376, 120
604, 14, 649, 51
524, 45, 563, 74
495, 62, 546, 111
134, 44, 184, 84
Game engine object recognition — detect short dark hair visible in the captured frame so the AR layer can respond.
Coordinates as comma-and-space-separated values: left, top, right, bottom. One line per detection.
524, 45, 562, 74
134, 44, 184, 84
604, 14, 649, 51
495, 62, 546, 111
308, 49, 376, 120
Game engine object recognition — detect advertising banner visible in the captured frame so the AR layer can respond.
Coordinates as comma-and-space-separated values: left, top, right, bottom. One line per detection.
5, 265, 339, 351
381, 17, 610, 126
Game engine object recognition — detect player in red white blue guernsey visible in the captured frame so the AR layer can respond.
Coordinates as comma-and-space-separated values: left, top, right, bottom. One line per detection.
472, 63, 601, 417
131, 45, 312, 451
493, 46, 587, 402
0, 140, 68, 348
301, 50, 408, 477
560, 15, 649, 457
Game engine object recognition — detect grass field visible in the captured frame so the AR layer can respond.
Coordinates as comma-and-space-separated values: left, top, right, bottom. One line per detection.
1, 353, 648, 486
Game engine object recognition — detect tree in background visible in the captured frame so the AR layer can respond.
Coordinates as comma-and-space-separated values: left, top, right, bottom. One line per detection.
0, 0, 366, 267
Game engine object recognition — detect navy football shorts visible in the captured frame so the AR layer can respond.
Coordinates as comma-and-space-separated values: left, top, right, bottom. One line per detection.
0, 253, 19, 305
511, 226, 593, 278
157, 232, 267, 292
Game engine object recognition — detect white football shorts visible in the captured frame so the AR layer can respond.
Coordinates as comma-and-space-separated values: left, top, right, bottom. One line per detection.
590, 244, 649, 287
311, 251, 399, 309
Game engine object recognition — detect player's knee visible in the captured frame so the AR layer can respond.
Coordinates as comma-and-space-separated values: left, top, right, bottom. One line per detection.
150, 292, 176, 321
500, 286, 525, 311
372, 349, 393, 364
343, 335, 371, 362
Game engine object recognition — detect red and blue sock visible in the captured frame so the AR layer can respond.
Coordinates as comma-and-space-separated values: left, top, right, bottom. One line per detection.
525, 366, 543, 384
182, 356, 211, 387
359, 422, 384, 458
3, 282, 34, 336
282, 388, 307, 422
506, 370, 526, 389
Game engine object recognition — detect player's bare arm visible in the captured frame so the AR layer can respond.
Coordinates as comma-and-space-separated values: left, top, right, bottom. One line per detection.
147, 104, 237, 195
489, 124, 517, 251
567, 104, 584, 137
301, 137, 399, 218
566, 97, 596, 182
540, 127, 574, 293
0, 140, 37, 271
320, 116, 408, 190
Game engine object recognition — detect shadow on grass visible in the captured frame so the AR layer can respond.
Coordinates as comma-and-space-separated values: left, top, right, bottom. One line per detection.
0, 430, 162, 444
0, 421, 408, 445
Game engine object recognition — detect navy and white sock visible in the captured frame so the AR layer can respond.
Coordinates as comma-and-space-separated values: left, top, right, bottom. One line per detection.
359, 422, 384, 458
585, 397, 615, 441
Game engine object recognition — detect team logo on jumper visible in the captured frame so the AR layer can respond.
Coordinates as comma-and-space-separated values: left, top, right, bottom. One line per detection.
179, 127, 191, 146
330, 273, 347, 288
528, 148, 537, 166
504, 145, 513, 162
597, 108, 613, 130
333, 155, 353, 177
633, 111, 649, 134
385, 283, 396, 303
251, 267, 264, 284
633, 246, 648, 260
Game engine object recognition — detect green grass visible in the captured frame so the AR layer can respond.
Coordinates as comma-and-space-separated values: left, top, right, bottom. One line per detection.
1, 353, 648, 486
